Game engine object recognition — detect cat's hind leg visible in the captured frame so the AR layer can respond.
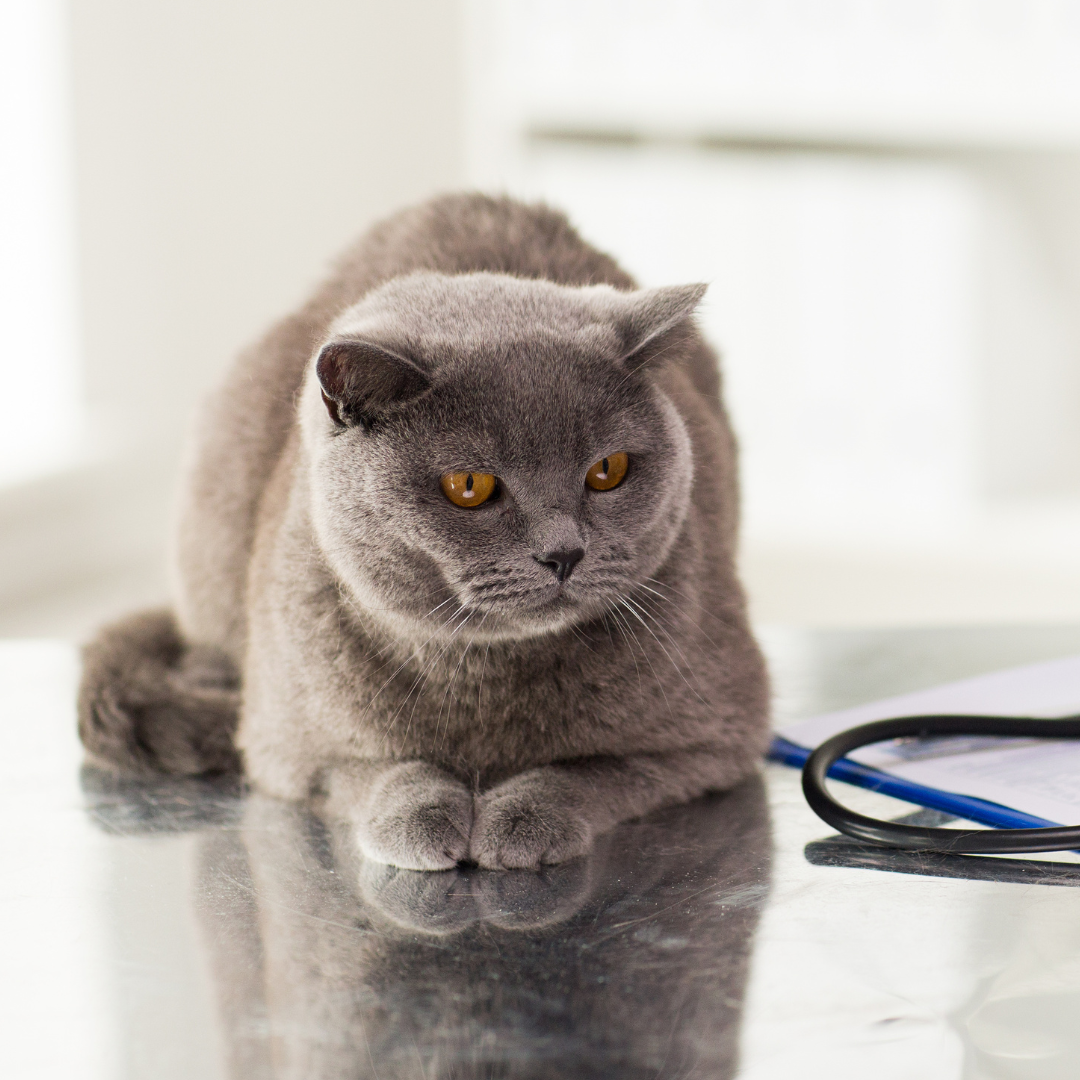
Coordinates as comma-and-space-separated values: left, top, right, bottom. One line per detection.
327, 760, 473, 871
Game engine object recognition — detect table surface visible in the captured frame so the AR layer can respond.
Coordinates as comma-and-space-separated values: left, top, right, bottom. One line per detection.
6, 625, 1080, 1080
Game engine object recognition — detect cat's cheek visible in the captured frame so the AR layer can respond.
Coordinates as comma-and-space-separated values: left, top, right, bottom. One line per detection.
469, 770, 593, 870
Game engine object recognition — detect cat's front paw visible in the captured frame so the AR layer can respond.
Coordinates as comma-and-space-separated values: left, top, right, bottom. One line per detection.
470, 769, 592, 870
356, 761, 473, 871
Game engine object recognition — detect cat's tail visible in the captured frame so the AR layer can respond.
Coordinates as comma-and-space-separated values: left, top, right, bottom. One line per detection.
78, 608, 242, 776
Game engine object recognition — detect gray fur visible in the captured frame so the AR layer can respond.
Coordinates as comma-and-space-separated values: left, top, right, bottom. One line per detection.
79, 193, 770, 870
78, 608, 240, 775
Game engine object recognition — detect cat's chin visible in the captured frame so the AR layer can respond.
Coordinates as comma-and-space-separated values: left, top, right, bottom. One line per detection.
349, 570, 638, 647
456, 589, 618, 643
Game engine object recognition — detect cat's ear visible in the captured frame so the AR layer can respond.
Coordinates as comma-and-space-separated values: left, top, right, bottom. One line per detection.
315, 340, 430, 429
616, 283, 708, 369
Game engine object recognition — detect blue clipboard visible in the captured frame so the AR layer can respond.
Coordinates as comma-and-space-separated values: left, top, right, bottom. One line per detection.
768, 734, 1059, 832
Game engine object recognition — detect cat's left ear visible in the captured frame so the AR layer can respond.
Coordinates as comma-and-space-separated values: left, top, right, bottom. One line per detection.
616, 283, 708, 369
316, 339, 430, 429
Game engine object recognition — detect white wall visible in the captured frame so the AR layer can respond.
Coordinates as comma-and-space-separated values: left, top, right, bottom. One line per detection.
466, 0, 1080, 626
0, 0, 81, 486
0, 0, 465, 629
69, 0, 464, 457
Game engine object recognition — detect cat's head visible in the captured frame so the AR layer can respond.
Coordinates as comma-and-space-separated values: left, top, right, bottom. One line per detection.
299, 271, 705, 643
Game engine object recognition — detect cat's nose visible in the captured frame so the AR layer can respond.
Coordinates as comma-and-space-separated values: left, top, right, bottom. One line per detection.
535, 547, 584, 583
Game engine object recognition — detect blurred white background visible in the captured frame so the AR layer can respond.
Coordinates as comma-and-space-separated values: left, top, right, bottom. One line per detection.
7, 0, 1080, 634
0, 0, 463, 636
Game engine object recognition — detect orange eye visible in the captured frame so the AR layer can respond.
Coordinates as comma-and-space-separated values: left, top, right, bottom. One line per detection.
585, 452, 628, 491
441, 471, 497, 508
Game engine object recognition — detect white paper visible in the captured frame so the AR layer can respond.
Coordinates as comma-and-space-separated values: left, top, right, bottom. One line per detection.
776, 654, 1080, 825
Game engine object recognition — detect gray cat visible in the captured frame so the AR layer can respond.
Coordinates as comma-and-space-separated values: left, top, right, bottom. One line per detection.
79, 193, 770, 870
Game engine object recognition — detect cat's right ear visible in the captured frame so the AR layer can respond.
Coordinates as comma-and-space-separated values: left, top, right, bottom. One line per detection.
615, 283, 708, 371
315, 340, 430, 429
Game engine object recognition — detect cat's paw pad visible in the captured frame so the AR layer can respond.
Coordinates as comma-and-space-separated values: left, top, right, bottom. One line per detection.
358, 766, 473, 871
470, 773, 591, 870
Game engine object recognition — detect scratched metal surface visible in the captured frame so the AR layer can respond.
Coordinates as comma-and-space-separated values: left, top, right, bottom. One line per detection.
5, 627, 1080, 1079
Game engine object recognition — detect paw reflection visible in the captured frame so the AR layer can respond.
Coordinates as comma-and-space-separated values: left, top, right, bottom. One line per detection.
357, 856, 593, 933
192, 779, 771, 1079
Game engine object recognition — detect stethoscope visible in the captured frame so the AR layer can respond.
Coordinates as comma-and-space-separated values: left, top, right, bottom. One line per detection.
802, 713, 1080, 854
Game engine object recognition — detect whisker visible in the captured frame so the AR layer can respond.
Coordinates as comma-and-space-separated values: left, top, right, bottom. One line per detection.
624, 593, 689, 666
398, 629, 462, 749
644, 577, 732, 653
567, 622, 596, 653
423, 595, 457, 619
377, 625, 462, 747
353, 590, 458, 668
349, 601, 463, 697
358, 605, 465, 724
623, 594, 709, 706
607, 605, 645, 707
434, 608, 490, 748
373, 606, 471, 747
627, 590, 699, 659
477, 638, 491, 731
408, 607, 475, 712
617, 598, 676, 723
382, 609, 477, 750
634, 582, 671, 602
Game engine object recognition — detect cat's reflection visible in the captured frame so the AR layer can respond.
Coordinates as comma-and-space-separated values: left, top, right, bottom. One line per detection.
195, 777, 771, 1080
354, 850, 596, 934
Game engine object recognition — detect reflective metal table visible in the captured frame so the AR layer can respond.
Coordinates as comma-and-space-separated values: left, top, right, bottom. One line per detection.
6, 626, 1080, 1079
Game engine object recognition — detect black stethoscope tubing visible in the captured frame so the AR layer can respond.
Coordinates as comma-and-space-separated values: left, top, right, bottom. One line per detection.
802, 713, 1080, 854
